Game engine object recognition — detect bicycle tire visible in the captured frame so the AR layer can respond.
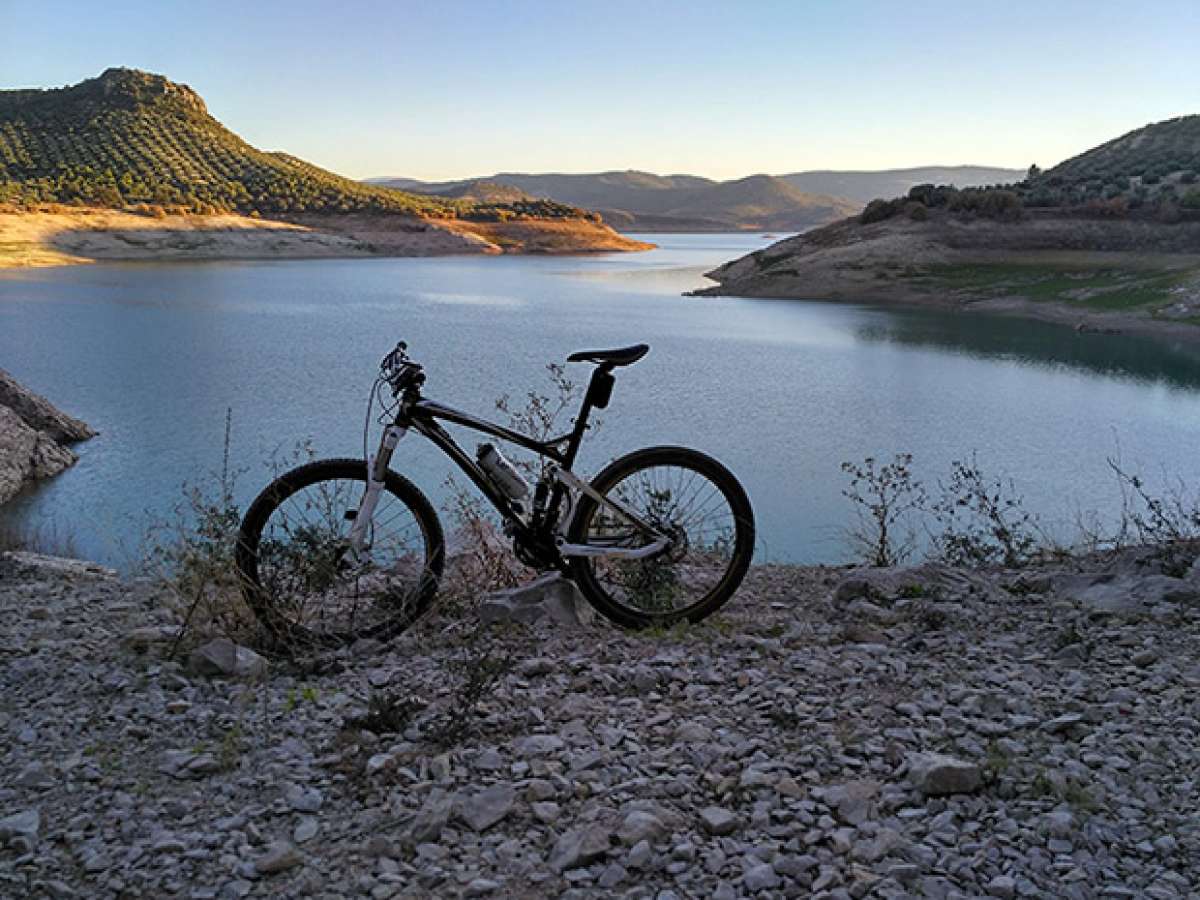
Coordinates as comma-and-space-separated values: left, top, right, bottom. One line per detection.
566, 446, 754, 629
236, 458, 444, 647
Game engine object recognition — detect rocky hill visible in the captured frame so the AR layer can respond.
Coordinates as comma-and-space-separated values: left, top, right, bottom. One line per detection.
1, 543, 1197, 896
0, 369, 93, 504
0, 68, 579, 222
371, 170, 861, 232
0, 69, 651, 258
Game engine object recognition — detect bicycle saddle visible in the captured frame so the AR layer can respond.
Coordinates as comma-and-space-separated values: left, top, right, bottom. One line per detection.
566, 344, 650, 366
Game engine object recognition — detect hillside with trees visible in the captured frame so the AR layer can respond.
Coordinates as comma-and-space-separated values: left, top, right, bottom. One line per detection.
846, 115, 1200, 229
0, 68, 590, 224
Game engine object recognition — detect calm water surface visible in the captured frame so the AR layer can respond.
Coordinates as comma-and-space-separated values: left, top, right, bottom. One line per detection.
3, 233, 1200, 569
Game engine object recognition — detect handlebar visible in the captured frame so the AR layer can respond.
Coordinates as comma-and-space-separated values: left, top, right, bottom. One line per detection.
381, 341, 425, 395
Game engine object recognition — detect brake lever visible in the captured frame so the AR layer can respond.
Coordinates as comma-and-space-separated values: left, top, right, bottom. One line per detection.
381, 341, 409, 373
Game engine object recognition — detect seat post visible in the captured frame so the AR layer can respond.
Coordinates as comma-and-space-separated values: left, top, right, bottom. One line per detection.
562, 364, 612, 469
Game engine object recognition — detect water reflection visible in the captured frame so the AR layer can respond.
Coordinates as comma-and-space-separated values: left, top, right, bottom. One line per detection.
850, 306, 1200, 389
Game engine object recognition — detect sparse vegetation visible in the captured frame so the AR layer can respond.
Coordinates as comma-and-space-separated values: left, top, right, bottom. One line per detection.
931, 456, 1039, 568
840, 454, 926, 567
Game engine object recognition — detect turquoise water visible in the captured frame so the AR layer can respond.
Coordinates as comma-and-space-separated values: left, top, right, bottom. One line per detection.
3, 233, 1200, 569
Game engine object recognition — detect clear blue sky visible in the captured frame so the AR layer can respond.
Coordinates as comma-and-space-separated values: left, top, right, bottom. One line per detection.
3, 0, 1198, 181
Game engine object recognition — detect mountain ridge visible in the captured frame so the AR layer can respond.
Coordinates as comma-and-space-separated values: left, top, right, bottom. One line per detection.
369, 166, 1024, 232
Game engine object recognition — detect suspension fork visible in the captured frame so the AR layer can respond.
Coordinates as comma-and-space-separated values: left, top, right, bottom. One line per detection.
348, 424, 407, 554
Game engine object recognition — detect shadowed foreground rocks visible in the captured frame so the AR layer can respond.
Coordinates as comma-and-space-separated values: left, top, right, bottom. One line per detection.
0, 547, 1197, 898
0, 369, 94, 504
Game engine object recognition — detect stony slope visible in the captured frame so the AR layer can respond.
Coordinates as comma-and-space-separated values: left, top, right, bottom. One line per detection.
1, 547, 1197, 897
0, 369, 93, 504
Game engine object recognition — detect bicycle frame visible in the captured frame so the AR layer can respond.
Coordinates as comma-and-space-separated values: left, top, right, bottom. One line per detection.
347, 365, 669, 567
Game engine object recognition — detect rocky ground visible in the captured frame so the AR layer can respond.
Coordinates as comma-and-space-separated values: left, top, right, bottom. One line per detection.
1, 546, 1198, 899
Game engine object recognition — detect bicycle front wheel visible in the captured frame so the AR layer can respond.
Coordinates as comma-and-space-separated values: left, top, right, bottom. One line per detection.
236, 458, 444, 648
567, 446, 754, 628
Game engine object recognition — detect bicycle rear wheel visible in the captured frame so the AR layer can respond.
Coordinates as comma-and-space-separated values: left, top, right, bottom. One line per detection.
567, 446, 754, 628
236, 458, 444, 648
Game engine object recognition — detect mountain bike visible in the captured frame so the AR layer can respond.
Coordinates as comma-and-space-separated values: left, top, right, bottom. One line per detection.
235, 341, 755, 646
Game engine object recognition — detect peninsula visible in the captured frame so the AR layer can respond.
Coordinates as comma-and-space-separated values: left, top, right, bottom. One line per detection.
698, 116, 1200, 342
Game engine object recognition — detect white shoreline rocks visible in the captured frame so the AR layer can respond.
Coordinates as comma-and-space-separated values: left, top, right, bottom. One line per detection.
1, 548, 1199, 897
0, 368, 95, 505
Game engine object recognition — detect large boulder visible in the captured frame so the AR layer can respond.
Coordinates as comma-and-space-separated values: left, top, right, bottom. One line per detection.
0, 405, 77, 504
0, 368, 94, 443
480, 574, 594, 628
1053, 572, 1199, 619
188, 638, 269, 678
0, 370, 94, 505
907, 753, 982, 796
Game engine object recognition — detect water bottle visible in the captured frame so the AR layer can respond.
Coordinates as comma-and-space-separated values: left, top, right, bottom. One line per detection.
476, 444, 530, 502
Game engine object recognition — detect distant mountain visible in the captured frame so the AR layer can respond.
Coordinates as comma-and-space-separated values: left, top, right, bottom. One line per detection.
421, 179, 533, 203
0, 68, 584, 224
779, 166, 1025, 203
370, 170, 861, 232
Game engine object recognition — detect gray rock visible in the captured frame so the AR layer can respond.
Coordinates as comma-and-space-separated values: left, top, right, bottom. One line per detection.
549, 825, 612, 872
514, 734, 565, 756
1057, 573, 1199, 618
0, 368, 94, 443
700, 806, 738, 836
286, 786, 324, 813
743, 861, 781, 892
907, 752, 982, 796
458, 783, 516, 831
531, 801, 560, 823
1131, 648, 1159, 667
598, 863, 627, 888
1041, 714, 1085, 735
189, 639, 268, 679
253, 841, 303, 874
159, 750, 220, 780
293, 818, 319, 844
123, 625, 183, 648
617, 810, 667, 846
626, 839, 653, 869
986, 875, 1017, 898
824, 779, 879, 825
0, 370, 94, 504
0, 808, 39, 851
674, 721, 713, 742
464, 879, 501, 897
480, 574, 594, 628
13, 761, 54, 790
407, 789, 455, 844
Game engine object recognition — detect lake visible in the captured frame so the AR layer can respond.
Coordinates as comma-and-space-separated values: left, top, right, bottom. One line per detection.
3, 233, 1200, 570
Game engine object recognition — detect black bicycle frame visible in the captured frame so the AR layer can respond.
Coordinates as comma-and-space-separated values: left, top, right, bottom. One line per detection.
392, 364, 613, 557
